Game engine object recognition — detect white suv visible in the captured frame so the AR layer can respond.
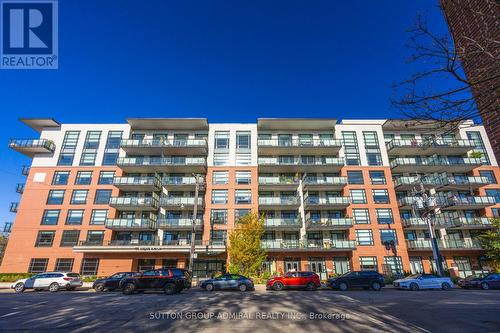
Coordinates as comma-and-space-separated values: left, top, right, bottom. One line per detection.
12, 272, 83, 293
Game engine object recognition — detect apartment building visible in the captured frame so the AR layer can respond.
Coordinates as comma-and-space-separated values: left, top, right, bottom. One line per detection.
1, 118, 499, 279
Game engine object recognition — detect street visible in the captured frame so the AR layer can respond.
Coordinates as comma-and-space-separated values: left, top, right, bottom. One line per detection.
0, 287, 498, 332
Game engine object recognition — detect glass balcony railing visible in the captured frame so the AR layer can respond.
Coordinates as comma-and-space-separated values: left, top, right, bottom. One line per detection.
440, 196, 497, 207
406, 239, 483, 250
21, 165, 30, 176
303, 176, 348, 187
160, 197, 203, 207
162, 176, 204, 186
257, 138, 342, 148
117, 157, 206, 167
390, 157, 482, 169
307, 218, 353, 228
105, 218, 156, 230
16, 183, 25, 194
264, 218, 302, 228
258, 197, 299, 205
9, 202, 18, 213
441, 176, 491, 187
305, 197, 351, 206
258, 176, 299, 186
261, 239, 356, 250
9, 138, 56, 153
387, 139, 476, 151
109, 197, 159, 209
113, 176, 160, 188
157, 218, 203, 229
258, 157, 344, 167
121, 138, 207, 148
453, 217, 492, 227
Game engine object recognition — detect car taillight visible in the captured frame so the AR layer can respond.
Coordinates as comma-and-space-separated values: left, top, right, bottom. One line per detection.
63, 277, 73, 281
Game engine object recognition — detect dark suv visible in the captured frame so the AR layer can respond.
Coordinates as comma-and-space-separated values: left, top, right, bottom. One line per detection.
120, 268, 192, 295
93, 272, 141, 292
328, 271, 385, 291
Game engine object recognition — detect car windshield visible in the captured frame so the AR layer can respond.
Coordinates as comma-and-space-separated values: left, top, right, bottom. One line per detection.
464, 273, 486, 280
405, 274, 421, 279
66, 273, 80, 278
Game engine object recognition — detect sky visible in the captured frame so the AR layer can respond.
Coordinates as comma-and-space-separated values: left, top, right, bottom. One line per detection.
0, 0, 453, 227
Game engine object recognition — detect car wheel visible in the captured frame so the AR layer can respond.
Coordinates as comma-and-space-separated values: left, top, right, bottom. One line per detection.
14, 283, 25, 293
49, 283, 60, 292
272, 281, 284, 291
338, 282, 348, 291
481, 282, 489, 290
94, 283, 105, 292
122, 283, 136, 295
441, 282, 451, 291
164, 283, 177, 295
410, 283, 419, 291
239, 284, 248, 292
371, 282, 382, 291
205, 283, 215, 292
305, 282, 316, 291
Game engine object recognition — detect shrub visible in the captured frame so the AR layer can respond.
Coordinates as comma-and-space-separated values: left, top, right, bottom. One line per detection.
0, 273, 35, 282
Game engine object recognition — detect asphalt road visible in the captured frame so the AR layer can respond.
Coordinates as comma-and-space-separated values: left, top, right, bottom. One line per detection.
0, 287, 498, 333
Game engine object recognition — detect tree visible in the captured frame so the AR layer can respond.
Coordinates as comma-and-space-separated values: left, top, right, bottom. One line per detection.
0, 234, 9, 266
392, 1, 499, 130
227, 213, 267, 276
479, 218, 500, 272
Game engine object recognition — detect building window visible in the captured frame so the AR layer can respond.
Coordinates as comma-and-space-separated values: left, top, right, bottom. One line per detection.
466, 131, 490, 164
369, 171, 386, 185
211, 209, 228, 224
235, 171, 251, 184
359, 257, 377, 271
235, 209, 251, 221
137, 259, 155, 272
479, 170, 496, 184
380, 230, 398, 246
75, 171, 93, 185
52, 171, 70, 185
212, 171, 229, 184
41, 210, 60, 225
235, 189, 252, 204
485, 189, 500, 203
60, 230, 80, 247
492, 208, 500, 218
35, 231, 55, 247
372, 189, 390, 204
214, 131, 230, 150
66, 210, 84, 225
86, 231, 104, 245
350, 189, 367, 204
383, 256, 403, 275
212, 189, 228, 204
353, 209, 370, 224
236, 131, 251, 151
211, 230, 227, 245
98, 171, 115, 185
90, 209, 108, 225
102, 131, 123, 165
70, 190, 88, 204
94, 189, 112, 204
342, 131, 360, 165
213, 154, 229, 166
47, 190, 65, 205
55, 258, 74, 271
363, 131, 383, 166
355, 230, 374, 246
57, 131, 80, 166
347, 171, 364, 184
80, 258, 99, 275
80, 131, 101, 166
376, 208, 394, 224
28, 258, 49, 273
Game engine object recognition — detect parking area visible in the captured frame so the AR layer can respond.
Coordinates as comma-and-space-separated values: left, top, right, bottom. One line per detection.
0, 287, 498, 332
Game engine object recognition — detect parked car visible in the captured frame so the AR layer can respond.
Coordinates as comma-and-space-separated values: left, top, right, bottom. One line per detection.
200, 274, 254, 292
266, 271, 321, 291
93, 272, 141, 292
458, 273, 500, 290
120, 268, 191, 295
393, 274, 453, 290
327, 271, 385, 291
12, 272, 83, 293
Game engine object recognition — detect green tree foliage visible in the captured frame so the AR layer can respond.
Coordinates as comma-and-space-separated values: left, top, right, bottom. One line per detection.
227, 213, 267, 276
0, 234, 8, 266
479, 218, 500, 272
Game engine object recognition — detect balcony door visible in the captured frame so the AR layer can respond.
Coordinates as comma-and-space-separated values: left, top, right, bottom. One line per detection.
453, 257, 472, 278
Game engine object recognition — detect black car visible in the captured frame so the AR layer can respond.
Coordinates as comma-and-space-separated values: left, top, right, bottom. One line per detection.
458, 273, 500, 290
120, 268, 191, 295
200, 274, 254, 292
328, 271, 385, 291
92, 272, 141, 292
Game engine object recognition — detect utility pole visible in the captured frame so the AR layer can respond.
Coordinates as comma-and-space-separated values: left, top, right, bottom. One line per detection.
412, 176, 444, 276
188, 173, 200, 273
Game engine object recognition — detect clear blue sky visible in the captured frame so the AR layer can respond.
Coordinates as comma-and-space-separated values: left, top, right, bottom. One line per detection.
0, 0, 451, 226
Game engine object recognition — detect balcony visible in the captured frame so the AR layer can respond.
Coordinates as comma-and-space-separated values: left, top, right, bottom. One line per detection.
439, 176, 491, 191
263, 218, 302, 230
258, 197, 300, 210
9, 202, 18, 213
406, 239, 483, 251
393, 176, 442, 191
261, 239, 356, 251
440, 196, 496, 210
386, 139, 476, 156
105, 218, 157, 230
15, 183, 25, 194
162, 176, 205, 191
73, 239, 225, 254
304, 196, 350, 209
116, 157, 207, 173
306, 218, 353, 230
159, 197, 204, 209
21, 165, 30, 176
258, 176, 299, 191
303, 176, 347, 190
113, 176, 161, 192
257, 139, 342, 155
9, 139, 56, 157
157, 218, 203, 230
258, 157, 344, 173
120, 138, 207, 155
390, 157, 483, 173
109, 197, 159, 211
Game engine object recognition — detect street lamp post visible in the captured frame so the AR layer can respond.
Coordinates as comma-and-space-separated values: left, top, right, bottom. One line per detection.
188, 173, 201, 273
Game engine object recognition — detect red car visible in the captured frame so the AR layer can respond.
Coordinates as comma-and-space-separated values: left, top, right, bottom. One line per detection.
266, 271, 321, 291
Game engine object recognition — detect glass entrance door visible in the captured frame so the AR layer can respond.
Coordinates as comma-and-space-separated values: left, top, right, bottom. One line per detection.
284, 259, 300, 272
309, 258, 327, 280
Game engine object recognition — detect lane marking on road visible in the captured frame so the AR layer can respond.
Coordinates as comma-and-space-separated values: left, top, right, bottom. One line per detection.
0, 311, 21, 319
